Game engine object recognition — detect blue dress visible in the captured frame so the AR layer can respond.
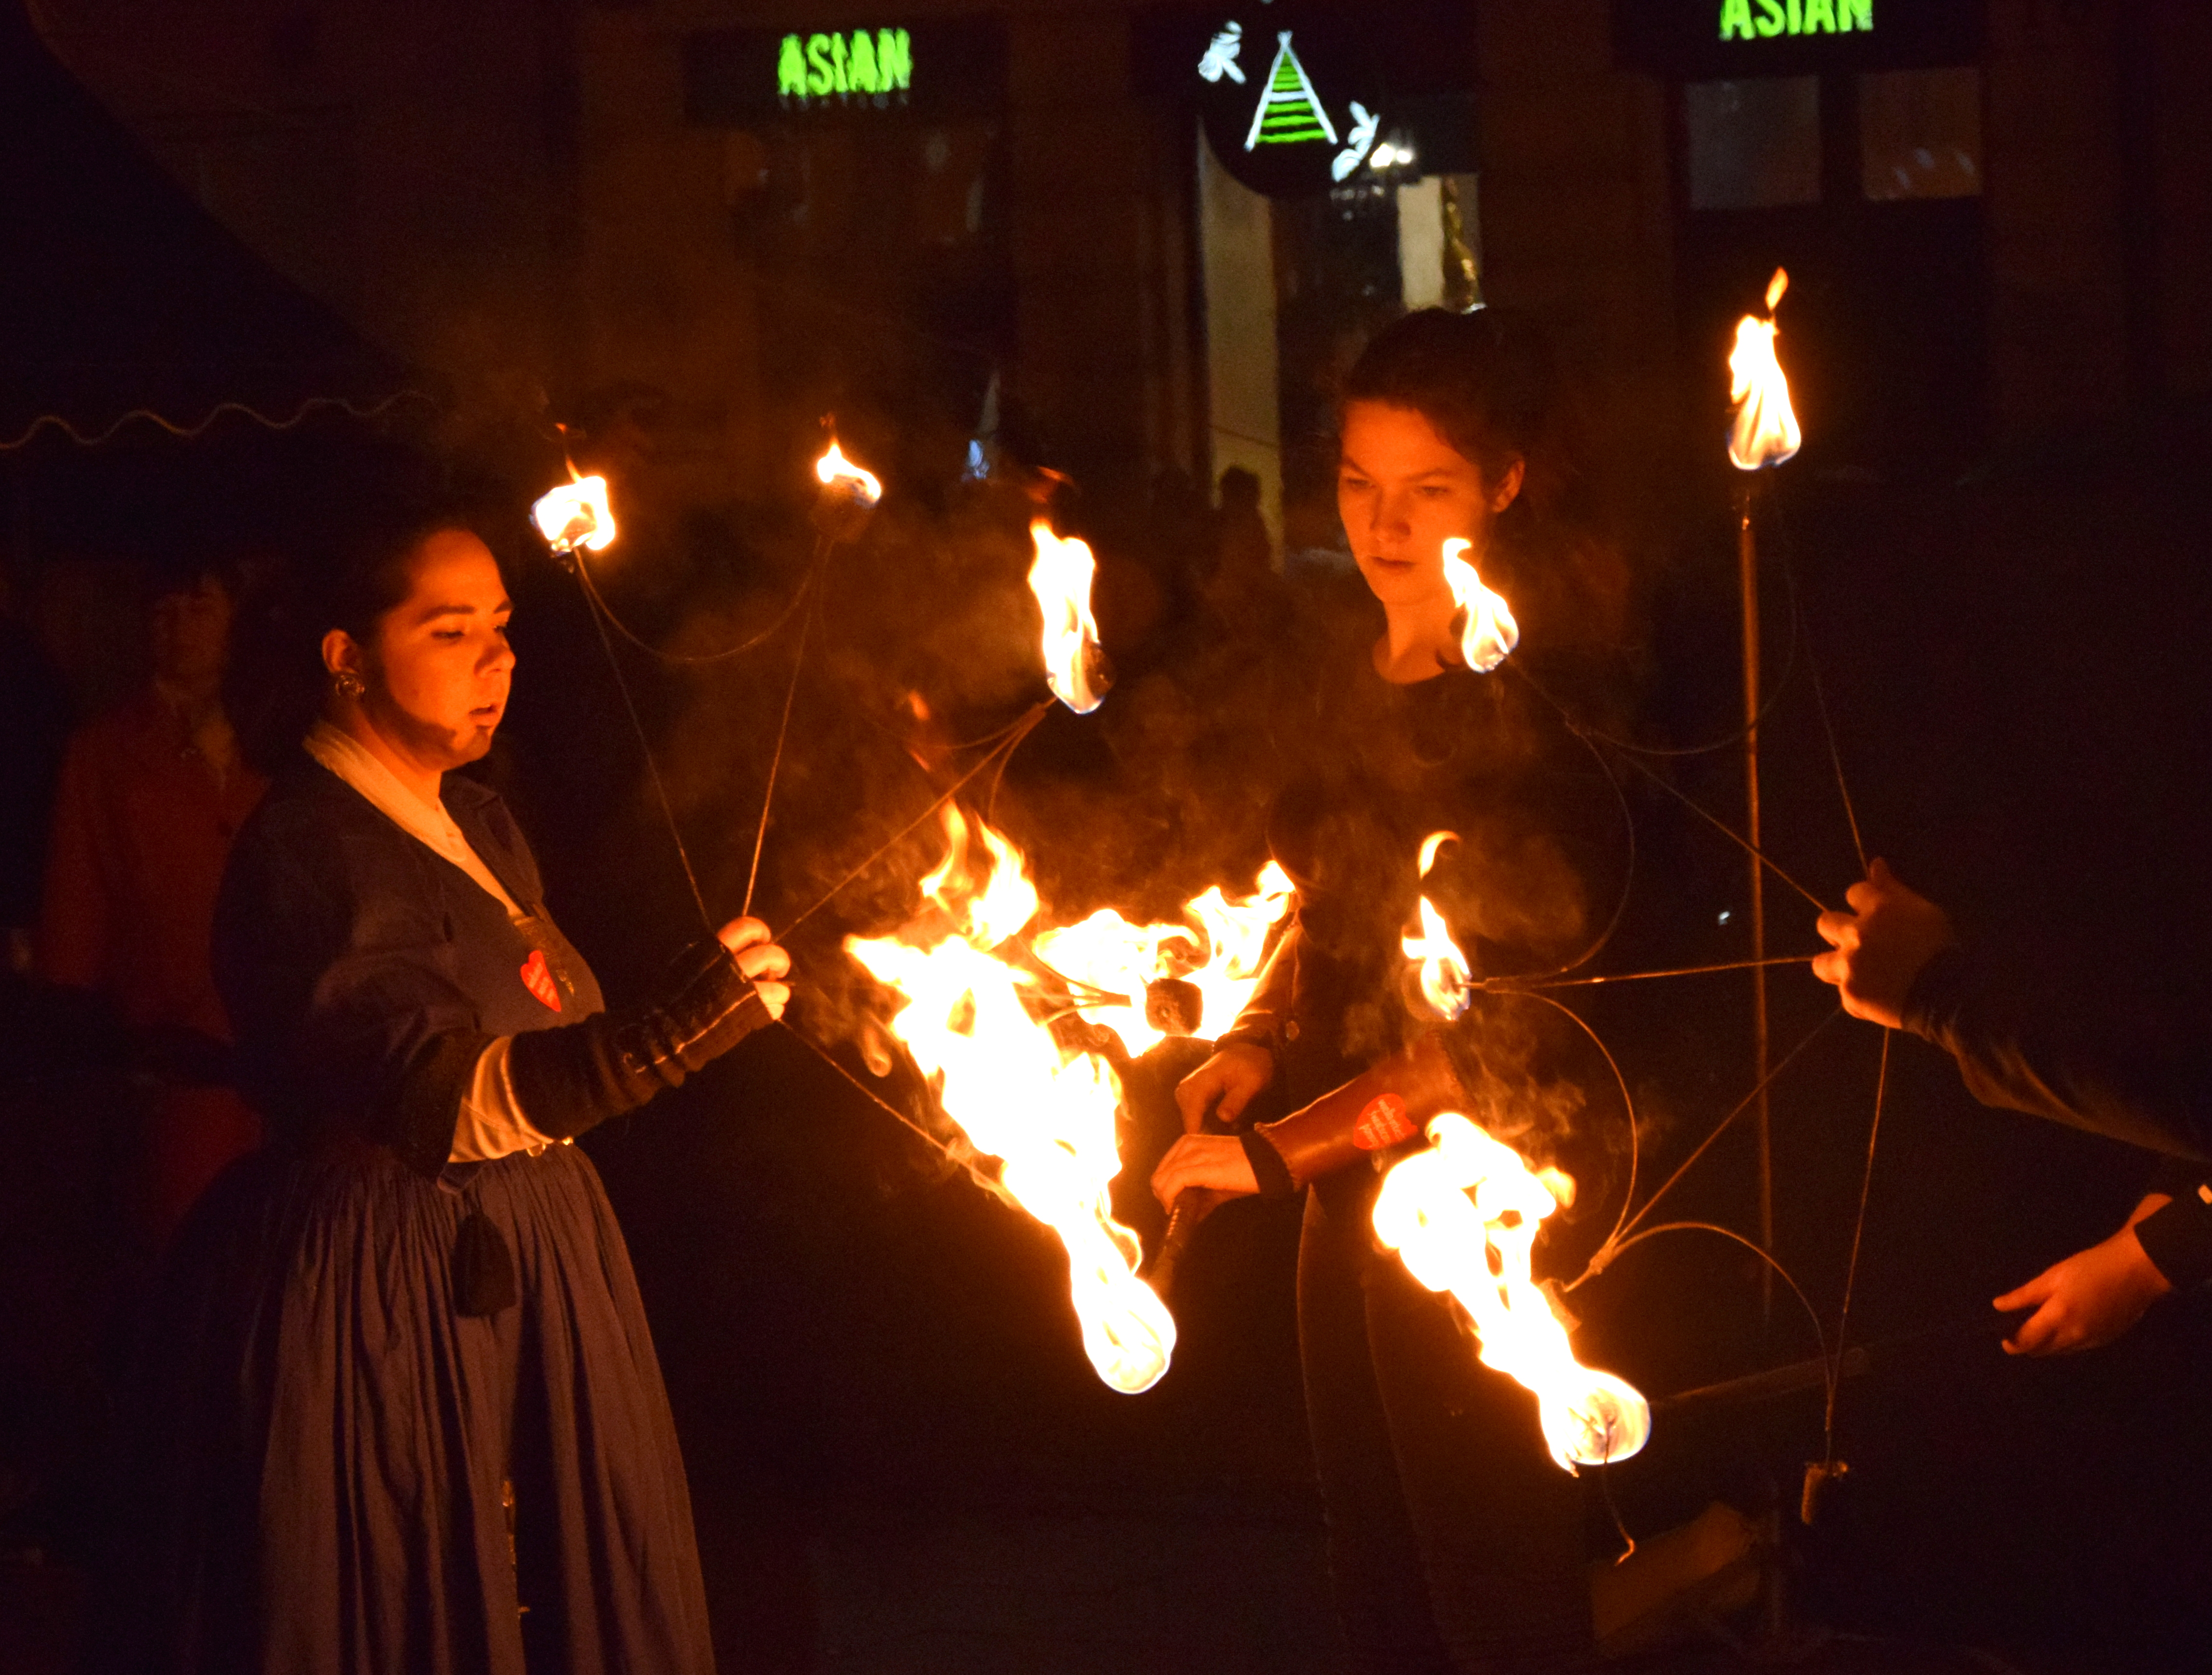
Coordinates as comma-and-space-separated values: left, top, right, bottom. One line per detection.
126, 756, 714, 1675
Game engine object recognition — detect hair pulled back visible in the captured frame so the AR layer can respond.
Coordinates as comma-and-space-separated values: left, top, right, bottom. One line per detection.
230, 454, 497, 771
1341, 306, 1625, 652
1338, 306, 1586, 548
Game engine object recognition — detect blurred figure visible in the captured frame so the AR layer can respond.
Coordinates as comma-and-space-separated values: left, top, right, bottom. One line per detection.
1815, 860, 2208, 1357
1201, 465, 1282, 627
38, 555, 268, 1250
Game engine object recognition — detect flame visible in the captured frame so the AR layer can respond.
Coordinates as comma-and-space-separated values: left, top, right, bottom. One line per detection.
1727, 268, 1802, 471
1402, 832, 1473, 1021
1029, 861, 1295, 1057
531, 474, 616, 554
1028, 519, 1109, 714
845, 806, 1175, 1393
1374, 1114, 1651, 1472
815, 439, 883, 507
1439, 540, 1519, 673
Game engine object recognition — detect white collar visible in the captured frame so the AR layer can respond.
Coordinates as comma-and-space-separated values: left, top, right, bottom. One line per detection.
304, 720, 525, 922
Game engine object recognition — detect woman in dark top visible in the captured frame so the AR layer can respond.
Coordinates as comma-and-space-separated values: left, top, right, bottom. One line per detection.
125, 500, 790, 1675
1153, 309, 1621, 1674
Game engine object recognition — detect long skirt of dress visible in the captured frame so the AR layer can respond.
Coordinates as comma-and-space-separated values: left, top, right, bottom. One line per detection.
113, 1135, 713, 1675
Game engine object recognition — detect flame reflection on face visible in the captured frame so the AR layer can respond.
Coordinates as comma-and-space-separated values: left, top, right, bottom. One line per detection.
1373, 1114, 1651, 1472
845, 806, 1175, 1394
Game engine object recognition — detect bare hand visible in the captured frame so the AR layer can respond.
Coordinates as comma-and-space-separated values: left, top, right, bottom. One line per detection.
1812, 859, 1956, 1029
1995, 1198, 2173, 1356
1174, 1043, 1275, 1133
1151, 1133, 1259, 1209
718, 916, 792, 1021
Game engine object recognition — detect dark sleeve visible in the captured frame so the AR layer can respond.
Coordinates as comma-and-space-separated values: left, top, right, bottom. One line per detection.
1902, 946, 2212, 1163
215, 813, 487, 1177
2134, 1157, 2212, 1289
1215, 916, 1302, 1061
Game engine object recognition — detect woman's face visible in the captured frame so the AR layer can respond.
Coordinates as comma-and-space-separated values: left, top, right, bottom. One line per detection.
1336, 400, 1522, 608
336, 530, 515, 773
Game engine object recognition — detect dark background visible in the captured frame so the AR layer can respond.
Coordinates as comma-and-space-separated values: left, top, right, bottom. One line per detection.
5, 2, 2212, 1672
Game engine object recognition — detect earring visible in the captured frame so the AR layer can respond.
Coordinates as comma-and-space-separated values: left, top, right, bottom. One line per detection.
332, 670, 366, 701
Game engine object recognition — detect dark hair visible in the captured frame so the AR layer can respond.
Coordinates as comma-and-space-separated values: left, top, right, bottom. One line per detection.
230, 470, 496, 772
1342, 306, 1625, 651
309, 495, 488, 647
1338, 306, 1583, 540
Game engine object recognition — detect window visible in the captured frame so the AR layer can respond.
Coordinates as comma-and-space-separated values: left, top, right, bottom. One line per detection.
1684, 77, 1821, 210
1859, 67, 1982, 201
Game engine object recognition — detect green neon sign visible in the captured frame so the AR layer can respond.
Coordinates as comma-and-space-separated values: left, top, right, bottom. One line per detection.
1720, 0, 1871, 39
776, 28, 913, 104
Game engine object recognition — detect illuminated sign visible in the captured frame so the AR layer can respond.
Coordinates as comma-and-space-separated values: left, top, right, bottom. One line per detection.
683, 22, 1004, 124
776, 28, 913, 109
1718, 0, 1871, 39
1613, 0, 1972, 74
1132, 3, 1475, 199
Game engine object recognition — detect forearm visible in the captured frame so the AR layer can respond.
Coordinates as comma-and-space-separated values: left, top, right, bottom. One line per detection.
1215, 921, 1301, 1058
506, 938, 768, 1140
1904, 947, 2212, 1163
1246, 1027, 1467, 1192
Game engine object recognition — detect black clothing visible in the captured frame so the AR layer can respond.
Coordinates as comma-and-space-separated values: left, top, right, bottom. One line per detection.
509, 937, 770, 1141
1301, 1175, 1598, 1675
1227, 620, 1613, 1673
1904, 944, 2212, 1287
128, 757, 717, 1674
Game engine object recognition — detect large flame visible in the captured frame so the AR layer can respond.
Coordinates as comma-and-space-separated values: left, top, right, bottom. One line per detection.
532, 474, 616, 554
1029, 861, 1295, 1056
1402, 831, 1472, 1021
1374, 1114, 1651, 1472
1440, 539, 1519, 673
1727, 268, 1802, 471
815, 439, 884, 507
845, 806, 1175, 1393
1028, 519, 1109, 714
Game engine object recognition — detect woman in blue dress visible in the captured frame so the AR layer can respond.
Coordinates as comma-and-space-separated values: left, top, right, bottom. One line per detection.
124, 496, 790, 1675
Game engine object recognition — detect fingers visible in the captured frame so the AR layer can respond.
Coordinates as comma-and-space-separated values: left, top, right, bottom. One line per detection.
1151, 1138, 1202, 1207
751, 981, 791, 1021
1814, 911, 1855, 950
1993, 1269, 2056, 1314
2003, 1298, 2068, 1357
1213, 1082, 1254, 1127
736, 940, 791, 982
717, 916, 773, 953
1174, 1071, 1222, 1135
1868, 858, 1895, 887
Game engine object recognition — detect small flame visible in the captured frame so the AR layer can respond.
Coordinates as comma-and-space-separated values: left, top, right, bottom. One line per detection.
1440, 540, 1519, 673
1373, 1114, 1651, 1473
1028, 519, 1109, 714
1727, 268, 1802, 471
1402, 831, 1473, 1021
815, 440, 883, 507
1030, 861, 1295, 1057
846, 807, 1174, 1394
531, 474, 616, 554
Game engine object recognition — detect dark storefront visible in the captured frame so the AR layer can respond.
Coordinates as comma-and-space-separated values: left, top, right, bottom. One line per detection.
1617, 0, 1989, 479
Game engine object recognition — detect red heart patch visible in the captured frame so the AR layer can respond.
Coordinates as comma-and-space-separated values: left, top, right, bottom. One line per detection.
520, 949, 562, 1012
1353, 1093, 1416, 1152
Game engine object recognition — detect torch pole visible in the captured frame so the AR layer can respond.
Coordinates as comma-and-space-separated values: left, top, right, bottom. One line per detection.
1739, 478, 1774, 1323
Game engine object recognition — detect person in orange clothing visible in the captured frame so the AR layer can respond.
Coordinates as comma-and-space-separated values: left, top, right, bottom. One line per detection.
39, 555, 270, 1248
